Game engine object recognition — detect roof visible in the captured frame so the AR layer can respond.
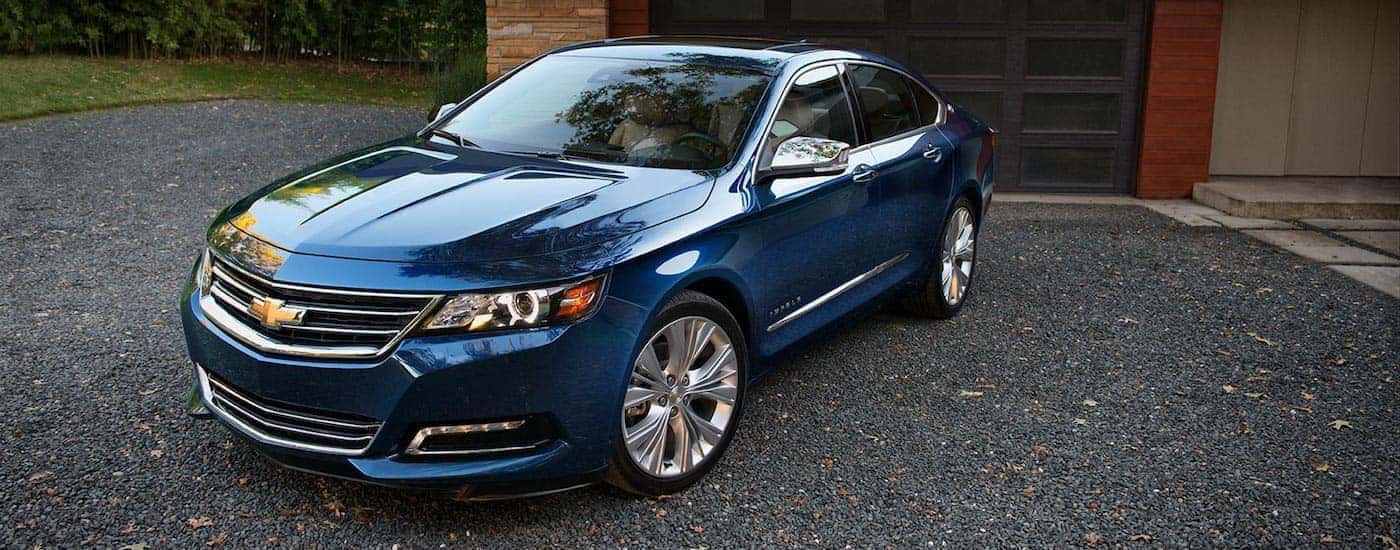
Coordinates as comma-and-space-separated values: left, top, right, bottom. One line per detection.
553, 35, 846, 74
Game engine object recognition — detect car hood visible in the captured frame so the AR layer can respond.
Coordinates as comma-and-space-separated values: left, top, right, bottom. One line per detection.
213, 139, 716, 264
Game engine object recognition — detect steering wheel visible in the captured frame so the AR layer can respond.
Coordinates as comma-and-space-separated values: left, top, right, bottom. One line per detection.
673, 132, 727, 158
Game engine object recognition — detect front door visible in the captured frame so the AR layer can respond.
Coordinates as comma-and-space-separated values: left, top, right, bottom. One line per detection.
739, 64, 886, 354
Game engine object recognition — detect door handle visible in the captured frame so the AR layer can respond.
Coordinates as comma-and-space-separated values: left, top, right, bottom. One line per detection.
852, 165, 877, 183
923, 145, 944, 162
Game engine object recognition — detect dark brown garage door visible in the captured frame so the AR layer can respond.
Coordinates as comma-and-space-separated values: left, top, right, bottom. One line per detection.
651, 0, 1148, 193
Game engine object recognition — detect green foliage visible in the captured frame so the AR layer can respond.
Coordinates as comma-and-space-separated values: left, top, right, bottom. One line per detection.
0, 0, 484, 65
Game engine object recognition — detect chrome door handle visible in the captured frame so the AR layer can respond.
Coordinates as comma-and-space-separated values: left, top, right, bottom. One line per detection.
923, 145, 944, 162
852, 165, 877, 183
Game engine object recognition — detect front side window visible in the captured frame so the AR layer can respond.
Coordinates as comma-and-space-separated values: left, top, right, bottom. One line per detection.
848, 65, 920, 141
763, 65, 858, 163
439, 55, 772, 170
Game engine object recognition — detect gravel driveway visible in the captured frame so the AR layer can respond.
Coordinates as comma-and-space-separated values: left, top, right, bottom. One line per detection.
2, 101, 1396, 548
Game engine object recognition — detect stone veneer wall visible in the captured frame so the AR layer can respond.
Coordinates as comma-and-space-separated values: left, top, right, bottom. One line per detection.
485, 0, 609, 80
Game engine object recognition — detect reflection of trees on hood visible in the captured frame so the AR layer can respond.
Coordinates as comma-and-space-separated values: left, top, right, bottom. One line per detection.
556, 62, 769, 148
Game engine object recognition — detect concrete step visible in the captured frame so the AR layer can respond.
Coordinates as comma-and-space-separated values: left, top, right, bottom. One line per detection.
1193, 179, 1400, 220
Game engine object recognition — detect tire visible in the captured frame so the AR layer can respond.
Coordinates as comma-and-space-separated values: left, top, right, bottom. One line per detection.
605, 290, 748, 496
907, 197, 978, 319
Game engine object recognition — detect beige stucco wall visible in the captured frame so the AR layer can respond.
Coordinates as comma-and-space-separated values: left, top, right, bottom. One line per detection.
1210, 0, 1399, 177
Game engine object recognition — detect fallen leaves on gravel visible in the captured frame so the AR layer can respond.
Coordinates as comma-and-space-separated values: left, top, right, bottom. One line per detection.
1246, 332, 1276, 346
27, 471, 52, 483
1084, 532, 1102, 546
1308, 459, 1331, 472
206, 531, 228, 547
1127, 534, 1152, 542
1082, 399, 1099, 407
323, 499, 345, 517
186, 517, 213, 529
1329, 419, 1353, 430
1377, 534, 1398, 549
958, 389, 984, 398
1222, 385, 1237, 395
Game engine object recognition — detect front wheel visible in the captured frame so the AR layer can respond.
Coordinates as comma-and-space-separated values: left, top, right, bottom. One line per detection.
605, 290, 747, 496
907, 197, 978, 319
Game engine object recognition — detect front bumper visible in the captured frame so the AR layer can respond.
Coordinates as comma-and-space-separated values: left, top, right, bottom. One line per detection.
179, 281, 647, 498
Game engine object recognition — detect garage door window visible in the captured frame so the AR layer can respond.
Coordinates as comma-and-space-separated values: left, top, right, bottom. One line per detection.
848, 65, 920, 141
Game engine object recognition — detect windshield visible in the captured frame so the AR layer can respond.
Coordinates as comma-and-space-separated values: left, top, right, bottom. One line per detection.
439, 55, 772, 170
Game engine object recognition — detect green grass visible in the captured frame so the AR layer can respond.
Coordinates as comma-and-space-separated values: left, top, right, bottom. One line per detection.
0, 56, 438, 121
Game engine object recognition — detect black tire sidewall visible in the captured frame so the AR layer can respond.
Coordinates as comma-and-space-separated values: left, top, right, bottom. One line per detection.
606, 290, 748, 496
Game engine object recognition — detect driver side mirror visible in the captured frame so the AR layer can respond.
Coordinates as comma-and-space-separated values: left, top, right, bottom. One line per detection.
434, 102, 458, 121
759, 137, 850, 182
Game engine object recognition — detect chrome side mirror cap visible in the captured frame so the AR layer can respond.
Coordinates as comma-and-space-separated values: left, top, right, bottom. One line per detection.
762, 137, 850, 180
434, 102, 458, 121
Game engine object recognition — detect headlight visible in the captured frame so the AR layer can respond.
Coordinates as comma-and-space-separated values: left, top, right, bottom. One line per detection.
419, 274, 606, 333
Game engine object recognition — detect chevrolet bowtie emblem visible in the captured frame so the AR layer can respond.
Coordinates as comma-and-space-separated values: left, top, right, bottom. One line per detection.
248, 297, 306, 328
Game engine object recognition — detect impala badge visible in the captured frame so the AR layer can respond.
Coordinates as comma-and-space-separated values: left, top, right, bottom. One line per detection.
248, 297, 306, 328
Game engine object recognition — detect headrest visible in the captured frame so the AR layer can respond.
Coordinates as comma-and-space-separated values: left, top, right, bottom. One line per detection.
858, 86, 891, 115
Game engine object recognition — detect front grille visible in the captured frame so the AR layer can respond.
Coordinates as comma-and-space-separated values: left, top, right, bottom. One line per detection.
202, 252, 440, 359
199, 367, 382, 455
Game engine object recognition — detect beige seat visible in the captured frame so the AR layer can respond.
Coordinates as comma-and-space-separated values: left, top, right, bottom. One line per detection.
609, 95, 695, 152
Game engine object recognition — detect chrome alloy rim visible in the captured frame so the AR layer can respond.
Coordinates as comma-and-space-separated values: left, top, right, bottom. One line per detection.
941, 206, 976, 305
622, 316, 739, 478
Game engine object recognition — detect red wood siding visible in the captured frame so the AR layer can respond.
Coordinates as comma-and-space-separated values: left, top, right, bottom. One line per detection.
609, 0, 649, 37
1135, 0, 1223, 198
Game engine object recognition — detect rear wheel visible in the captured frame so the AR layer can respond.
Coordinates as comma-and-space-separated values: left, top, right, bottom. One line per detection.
606, 290, 747, 496
907, 197, 978, 319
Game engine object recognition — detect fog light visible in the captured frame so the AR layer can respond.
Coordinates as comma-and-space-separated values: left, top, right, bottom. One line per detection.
404, 419, 537, 457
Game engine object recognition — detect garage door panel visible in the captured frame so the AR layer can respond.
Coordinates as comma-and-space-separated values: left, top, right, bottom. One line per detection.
670, 0, 767, 21
911, 0, 1010, 22
907, 37, 1008, 78
651, 0, 1147, 193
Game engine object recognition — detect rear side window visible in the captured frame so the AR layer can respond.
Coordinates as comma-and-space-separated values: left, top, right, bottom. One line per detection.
913, 83, 942, 125
847, 65, 920, 142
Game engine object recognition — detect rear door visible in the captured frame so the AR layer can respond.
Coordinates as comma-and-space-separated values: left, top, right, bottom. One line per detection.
846, 63, 955, 261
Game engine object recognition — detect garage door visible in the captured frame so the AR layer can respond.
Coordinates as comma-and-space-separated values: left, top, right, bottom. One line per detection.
650, 0, 1148, 193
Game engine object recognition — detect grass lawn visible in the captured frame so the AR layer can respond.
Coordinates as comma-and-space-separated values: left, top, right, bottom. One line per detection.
0, 56, 435, 121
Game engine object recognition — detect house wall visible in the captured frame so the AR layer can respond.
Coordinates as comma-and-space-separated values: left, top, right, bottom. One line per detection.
485, 0, 609, 80
1210, 0, 1400, 177
1135, 0, 1225, 199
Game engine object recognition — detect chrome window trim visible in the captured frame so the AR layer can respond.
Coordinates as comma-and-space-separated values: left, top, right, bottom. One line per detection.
196, 365, 381, 456
199, 251, 444, 360
752, 58, 948, 182
766, 252, 909, 332
753, 60, 860, 173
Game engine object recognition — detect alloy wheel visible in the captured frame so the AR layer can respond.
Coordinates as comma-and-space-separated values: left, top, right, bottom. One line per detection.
940, 206, 975, 305
622, 316, 739, 478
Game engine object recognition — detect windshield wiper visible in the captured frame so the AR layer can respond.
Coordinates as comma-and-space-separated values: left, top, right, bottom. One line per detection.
428, 128, 477, 149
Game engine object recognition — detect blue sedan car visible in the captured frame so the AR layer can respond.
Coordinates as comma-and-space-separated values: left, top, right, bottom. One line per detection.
181, 36, 995, 498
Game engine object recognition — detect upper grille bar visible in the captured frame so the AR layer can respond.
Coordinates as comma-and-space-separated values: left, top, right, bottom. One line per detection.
199, 251, 442, 360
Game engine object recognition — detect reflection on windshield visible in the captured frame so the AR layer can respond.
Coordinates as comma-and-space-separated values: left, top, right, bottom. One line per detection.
440, 55, 771, 170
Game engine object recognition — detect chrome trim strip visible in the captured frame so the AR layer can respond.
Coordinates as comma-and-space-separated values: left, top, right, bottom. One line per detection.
200, 251, 444, 359
210, 394, 373, 444
281, 324, 400, 336
766, 252, 909, 332
204, 375, 378, 431
199, 293, 389, 359
196, 366, 380, 456
403, 420, 533, 457
288, 303, 421, 317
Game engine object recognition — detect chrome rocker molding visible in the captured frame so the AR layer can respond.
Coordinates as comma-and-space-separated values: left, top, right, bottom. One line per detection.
199, 251, 444, 360
196, 365, 382, 456
766, 252, 909, 332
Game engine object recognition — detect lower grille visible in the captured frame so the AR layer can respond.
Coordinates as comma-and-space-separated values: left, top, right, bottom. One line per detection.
198, 366, 381, 456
